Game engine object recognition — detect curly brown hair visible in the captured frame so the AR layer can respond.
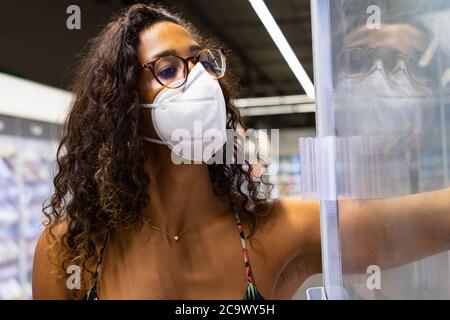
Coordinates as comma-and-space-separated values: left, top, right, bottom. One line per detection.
43, 3, 272, 299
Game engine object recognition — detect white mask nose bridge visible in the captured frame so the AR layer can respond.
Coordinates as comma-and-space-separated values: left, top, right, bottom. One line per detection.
181, 64, 204, 91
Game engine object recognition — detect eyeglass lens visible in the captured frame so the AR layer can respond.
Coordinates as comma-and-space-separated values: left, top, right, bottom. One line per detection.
153, 49, 226, 88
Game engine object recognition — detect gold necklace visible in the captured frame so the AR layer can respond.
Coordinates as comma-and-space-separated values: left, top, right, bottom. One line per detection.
146, 197, 217, 241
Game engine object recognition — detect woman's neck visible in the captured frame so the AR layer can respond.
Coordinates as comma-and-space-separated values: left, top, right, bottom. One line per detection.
141, 144, 229, 235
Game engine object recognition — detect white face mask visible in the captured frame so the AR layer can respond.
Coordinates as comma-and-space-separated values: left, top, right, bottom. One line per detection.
141, 63, 227, 163
334, 60, 435, 138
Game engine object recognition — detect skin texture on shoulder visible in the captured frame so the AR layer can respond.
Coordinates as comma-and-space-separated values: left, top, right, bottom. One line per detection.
32, 225, 70, 299
253, 196, 322, 299
33, 221, 106, 300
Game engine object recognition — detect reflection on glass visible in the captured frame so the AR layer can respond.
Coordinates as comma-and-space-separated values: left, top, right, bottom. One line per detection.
326, 0, 450, 299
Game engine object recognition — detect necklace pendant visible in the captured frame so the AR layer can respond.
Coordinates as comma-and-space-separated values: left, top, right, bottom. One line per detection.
174, 235, 179, 241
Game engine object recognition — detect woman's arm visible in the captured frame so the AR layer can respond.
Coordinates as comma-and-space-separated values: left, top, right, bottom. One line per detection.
272, 187, 450, 298
32, 228, 70, 300
339, 186, 450, 272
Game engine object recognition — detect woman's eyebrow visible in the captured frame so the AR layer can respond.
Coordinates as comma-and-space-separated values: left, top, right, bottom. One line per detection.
148, 49, 177, 62
148, 44, 203, 62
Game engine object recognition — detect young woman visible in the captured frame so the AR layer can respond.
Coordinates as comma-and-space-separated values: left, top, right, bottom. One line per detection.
32, 4, 450, 300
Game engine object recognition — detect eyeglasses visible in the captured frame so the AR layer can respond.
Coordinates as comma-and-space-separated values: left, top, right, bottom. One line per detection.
140, 47, 231, 89
336, 46, 435, 86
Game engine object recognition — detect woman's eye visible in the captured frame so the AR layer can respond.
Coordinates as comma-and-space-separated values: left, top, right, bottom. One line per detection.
157, 67, 178, 79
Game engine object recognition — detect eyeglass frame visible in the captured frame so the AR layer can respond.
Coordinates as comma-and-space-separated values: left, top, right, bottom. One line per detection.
140, 47, 232, 89
335, 46, 434, 83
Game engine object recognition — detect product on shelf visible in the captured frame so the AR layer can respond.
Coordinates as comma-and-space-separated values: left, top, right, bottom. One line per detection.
0, 134, 57, 300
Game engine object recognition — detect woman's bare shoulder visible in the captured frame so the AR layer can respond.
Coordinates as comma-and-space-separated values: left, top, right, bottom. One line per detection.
264, 196, 320, 245
32, 222, 71, 300
259, 196, 322, 299
254, 196, 321, 272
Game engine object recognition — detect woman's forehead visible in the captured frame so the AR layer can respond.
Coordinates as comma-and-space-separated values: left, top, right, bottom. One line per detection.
138, 21, 199, 62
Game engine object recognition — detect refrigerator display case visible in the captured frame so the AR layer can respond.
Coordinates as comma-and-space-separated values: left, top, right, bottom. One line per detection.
268, 155, 302, 198
0, 116, 58, 299
300, 0, 450, 299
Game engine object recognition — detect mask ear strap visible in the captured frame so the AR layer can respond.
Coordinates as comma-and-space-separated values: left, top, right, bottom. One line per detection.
141, 104, 167, 145
144, 137, 168, 145
141, 103, 158, 109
